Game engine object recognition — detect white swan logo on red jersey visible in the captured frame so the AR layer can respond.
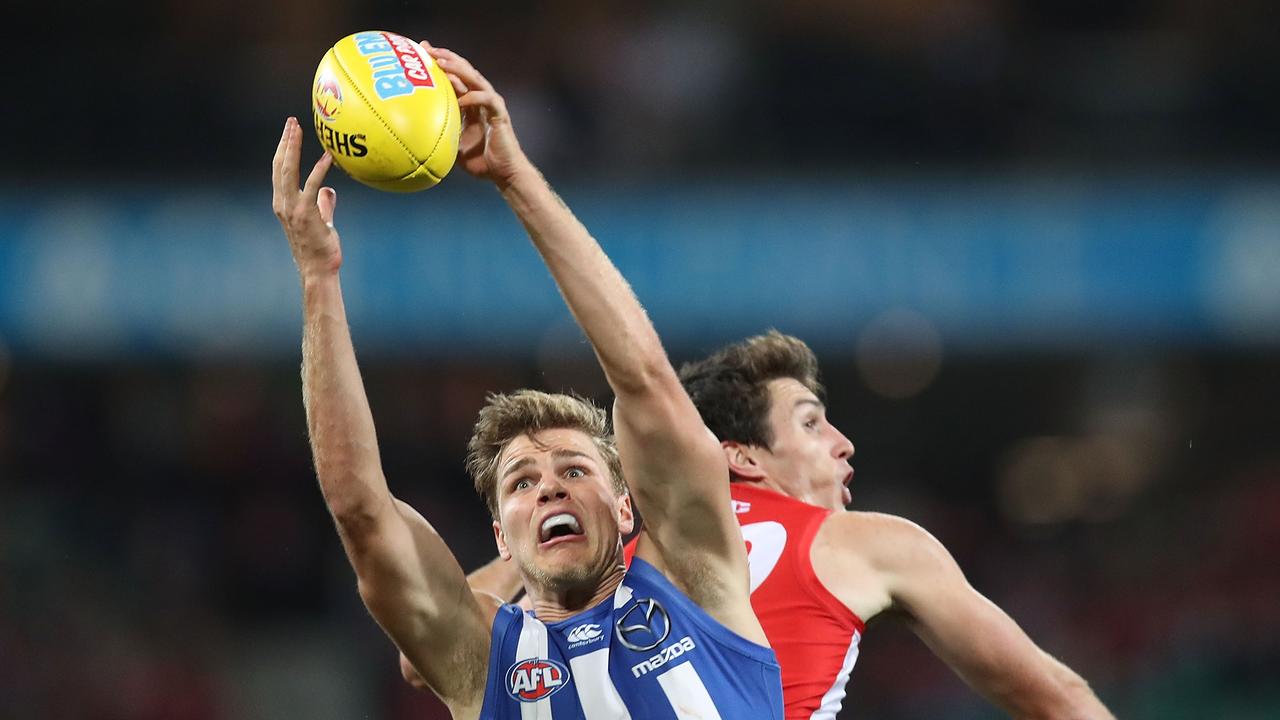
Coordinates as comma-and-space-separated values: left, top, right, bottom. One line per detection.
740, 521, 787, 593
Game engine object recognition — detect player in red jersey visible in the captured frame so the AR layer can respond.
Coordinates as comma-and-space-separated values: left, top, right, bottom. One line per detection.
404, 330, 1113, 718
665, 330, 1113, 719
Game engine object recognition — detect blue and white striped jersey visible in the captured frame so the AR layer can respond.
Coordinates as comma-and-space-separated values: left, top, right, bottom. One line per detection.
479, 556, 784, 719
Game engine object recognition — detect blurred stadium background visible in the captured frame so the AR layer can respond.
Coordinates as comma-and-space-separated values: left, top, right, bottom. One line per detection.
3, 1, 1279, 718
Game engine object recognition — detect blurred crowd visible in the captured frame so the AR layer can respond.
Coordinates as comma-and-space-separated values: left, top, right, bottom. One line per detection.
9, 0, 1279, 181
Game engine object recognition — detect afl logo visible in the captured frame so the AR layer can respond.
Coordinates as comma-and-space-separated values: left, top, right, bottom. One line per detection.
615, 597, 671, 652
313, 71, 343, 122
505, 658, 570, 702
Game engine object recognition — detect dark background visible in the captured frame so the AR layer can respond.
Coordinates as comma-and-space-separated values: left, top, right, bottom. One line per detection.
2, 1, 1279, 718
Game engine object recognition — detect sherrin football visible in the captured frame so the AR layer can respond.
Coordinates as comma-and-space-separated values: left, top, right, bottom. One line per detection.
311, 31, 460, 192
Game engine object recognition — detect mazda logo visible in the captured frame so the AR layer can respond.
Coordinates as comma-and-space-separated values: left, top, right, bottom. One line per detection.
614, 597, 670, 652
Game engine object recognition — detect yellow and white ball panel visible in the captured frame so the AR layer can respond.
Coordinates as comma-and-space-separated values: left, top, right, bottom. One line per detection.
311, 31, 460, 192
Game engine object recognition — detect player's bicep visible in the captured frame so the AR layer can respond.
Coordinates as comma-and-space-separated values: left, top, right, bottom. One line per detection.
612, 396, 736, 545
614, 407, 749, 611
611, 383, 728, 497
907, 581, 1042, 692
890, 527, 1069, 713
351, 512, 457, 630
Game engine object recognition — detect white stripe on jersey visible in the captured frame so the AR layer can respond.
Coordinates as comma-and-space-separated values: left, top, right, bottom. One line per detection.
516, 615, 554, 720
656, 662, 723, 720
613, 583, 634, 609
808, 630, 861, 720
569, 648, 631, 719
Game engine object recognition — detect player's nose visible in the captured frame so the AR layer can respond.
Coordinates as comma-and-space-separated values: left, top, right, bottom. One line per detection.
537, 474, 569, 503
832, 428, 855, 460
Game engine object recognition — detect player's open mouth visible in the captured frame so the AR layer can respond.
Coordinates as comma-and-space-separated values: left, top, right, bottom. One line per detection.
539, 512, 585, 546
842, 471, 854, 506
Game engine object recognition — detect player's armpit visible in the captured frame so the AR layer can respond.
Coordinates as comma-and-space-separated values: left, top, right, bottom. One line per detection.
351, 504, 495, 712
613, 387, 764, 644
873, 517, 1114, 719
614, 400, 750, 595
400, 585, 511, 694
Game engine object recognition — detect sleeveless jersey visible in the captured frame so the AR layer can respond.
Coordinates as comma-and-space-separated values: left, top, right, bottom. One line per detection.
623, 484, 865, 720
478, 556, 784, 719
732, 483, 866, 720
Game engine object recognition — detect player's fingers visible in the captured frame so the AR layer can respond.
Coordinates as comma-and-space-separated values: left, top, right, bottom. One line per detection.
458, 90, 511, 127
270, 120, 291, 215
430, 48, 494, 93
271, 119, 289, 180
317, 187, 337, 227
279, 117, 301, 197
302, 152, 334, 205
458, 90, 506, 114
445, 72, 467, 97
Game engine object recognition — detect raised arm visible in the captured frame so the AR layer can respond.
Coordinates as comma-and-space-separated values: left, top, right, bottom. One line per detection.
423, 45, 756, 630
271, 117, 491, 713
815, 512, 1114, 719
396, 500, 523, 604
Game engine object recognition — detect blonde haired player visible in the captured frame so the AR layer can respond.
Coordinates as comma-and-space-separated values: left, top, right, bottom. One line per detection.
270, 34, 785, 719
391, 43, 1116, 720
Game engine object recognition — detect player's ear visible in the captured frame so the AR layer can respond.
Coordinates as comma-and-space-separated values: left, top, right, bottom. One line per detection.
616, 493, 635, 536
493, 519, 512, 560
722, 441, 766, 480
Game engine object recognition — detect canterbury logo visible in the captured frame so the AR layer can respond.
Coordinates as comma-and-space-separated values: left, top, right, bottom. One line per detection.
566, 623, 603, 644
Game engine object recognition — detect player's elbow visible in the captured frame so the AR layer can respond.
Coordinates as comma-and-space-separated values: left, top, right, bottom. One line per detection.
319, 473, 391, 536
1043, 654, 1113, 720
1056, 675, 1112, 720
328, 495, 381, 536
399, 652, 431, 691
1010, 671, 1112, 720
608, 355, 678, 398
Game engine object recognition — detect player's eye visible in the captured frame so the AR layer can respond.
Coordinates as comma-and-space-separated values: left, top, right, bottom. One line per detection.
565, 467, 586, 479
513, 477, 533, 491
803, 418, 818, 429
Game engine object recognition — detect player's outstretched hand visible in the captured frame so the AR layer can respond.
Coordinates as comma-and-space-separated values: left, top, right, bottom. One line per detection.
420, 42, 532, 189
271, 116, 342, 278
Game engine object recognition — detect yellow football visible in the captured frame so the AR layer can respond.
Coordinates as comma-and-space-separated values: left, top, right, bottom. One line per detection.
311, 31, 460, 192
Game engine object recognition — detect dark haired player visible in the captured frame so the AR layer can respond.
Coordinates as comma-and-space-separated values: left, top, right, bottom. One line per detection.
666, 331, 1114, 718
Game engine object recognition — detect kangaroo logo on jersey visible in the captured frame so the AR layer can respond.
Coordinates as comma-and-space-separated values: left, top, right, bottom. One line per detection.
566, 622, 603, 646
505, 658, 570, 702
615, 597, 671, 652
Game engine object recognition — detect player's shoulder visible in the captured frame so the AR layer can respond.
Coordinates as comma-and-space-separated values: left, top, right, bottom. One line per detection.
818, 509, 930, 539
812, 511, 961, 619
816, 511, 949, 570
472, 587, 511, 616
